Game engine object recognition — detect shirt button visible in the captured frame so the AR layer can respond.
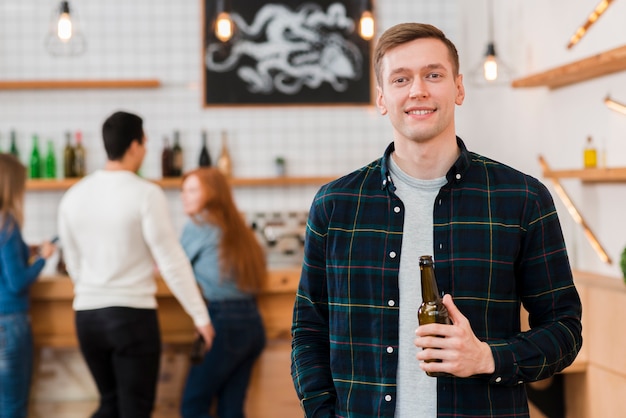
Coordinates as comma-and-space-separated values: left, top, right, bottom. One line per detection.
495, 377, 502, 383
387, 346, 394, 353
389, 251, 397, 258
455, 173, 461, 180
385, 395, 392, 402
388, 300, 395, 307
394, 206, 401, 213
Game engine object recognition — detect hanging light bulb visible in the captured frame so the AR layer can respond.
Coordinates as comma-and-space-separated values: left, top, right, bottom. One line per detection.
469, 0, 512, 86
45, 1, 86, 56
215, 11, 234, 42
357, 0, 374, 41
482, 43, 498, 81
359, 10, 374, 40
57, 2, 72, 41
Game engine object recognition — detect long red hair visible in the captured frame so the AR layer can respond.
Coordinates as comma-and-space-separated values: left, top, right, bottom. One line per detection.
182, 167, 266, 293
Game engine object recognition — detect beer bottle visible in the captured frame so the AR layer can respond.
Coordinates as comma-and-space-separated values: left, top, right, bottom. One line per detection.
417, 255, 450, 377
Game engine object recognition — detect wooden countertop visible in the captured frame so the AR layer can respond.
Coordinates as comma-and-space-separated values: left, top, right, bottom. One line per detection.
30, 268, 301, 347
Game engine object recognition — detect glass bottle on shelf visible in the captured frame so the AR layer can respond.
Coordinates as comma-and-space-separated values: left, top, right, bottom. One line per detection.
45, 140, 57, 179
63, 131, 75, 178
171, 131, 183, 177
29, 134, 42, 179
583, 136, 597, 169
199, 130, 211, 167
73, 131, 86, 177
417, 255, 451, 377
161, 136, 173, 177
10, 130, 19, 158
217, 130, 232, 177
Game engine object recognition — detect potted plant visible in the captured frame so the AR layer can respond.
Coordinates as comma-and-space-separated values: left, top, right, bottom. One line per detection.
275, 156, 286, 176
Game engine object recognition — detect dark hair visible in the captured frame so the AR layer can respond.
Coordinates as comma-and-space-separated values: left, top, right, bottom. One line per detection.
373, 23, 460, 87
102, 111, 144, 161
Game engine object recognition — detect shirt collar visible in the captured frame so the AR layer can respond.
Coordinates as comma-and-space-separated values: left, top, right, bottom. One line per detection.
380, 136, 471, 191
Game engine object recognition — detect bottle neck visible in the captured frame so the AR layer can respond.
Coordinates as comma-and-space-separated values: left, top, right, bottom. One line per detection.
419, 257, 440, 302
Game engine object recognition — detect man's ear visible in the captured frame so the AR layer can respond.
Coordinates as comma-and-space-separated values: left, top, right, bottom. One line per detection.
376, 86, 388, 115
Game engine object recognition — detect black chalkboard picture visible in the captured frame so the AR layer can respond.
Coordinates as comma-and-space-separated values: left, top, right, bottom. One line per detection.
203, 0, 373, 106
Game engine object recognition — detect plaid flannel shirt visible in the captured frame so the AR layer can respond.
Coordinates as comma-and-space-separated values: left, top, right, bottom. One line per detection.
291, 138, 582, 417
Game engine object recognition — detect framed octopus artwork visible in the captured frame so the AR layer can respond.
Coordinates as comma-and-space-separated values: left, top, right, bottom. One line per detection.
202, 0, 374, 106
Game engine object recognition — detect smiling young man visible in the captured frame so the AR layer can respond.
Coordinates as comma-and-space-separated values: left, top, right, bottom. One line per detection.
291, 23, 582, 417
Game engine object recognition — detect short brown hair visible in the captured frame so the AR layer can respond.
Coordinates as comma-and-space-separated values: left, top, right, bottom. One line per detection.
373, 23, 460, 86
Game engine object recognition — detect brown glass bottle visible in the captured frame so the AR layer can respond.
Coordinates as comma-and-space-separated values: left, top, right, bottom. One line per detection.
171, 131, 183, 177
417, 255, 450, 377
161, 136, 173, 177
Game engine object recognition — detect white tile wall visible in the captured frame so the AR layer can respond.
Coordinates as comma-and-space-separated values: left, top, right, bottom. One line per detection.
0, 0, 460, 244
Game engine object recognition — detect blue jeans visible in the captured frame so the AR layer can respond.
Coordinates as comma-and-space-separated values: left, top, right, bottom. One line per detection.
0, 313, 33, 418
181, 299, 266, 418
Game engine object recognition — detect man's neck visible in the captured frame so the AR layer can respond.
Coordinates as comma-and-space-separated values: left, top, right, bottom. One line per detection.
392, 135, 459, 180
105, 160, 136, 172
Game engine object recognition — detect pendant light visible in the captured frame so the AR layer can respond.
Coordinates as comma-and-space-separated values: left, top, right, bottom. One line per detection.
214, 0, 234, 42
44, 1, 86, 56
358, 0, 375, 41
469, 0, 512, 86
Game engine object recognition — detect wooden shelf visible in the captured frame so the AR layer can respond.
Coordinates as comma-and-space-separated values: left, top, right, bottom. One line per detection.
540, 166, 626, 183
0, 79, 161, 90
511, 44, 626, 89
27, 175, 337, 191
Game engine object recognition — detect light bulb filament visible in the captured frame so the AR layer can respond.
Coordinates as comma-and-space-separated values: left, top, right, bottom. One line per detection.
57, 12, 72, 41
483, 56, 498, 81
216, 12, 233, 42
359, 11, 374, 40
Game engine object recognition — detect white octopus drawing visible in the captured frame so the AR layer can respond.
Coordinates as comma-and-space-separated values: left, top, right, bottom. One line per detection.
205, 2, 364, 95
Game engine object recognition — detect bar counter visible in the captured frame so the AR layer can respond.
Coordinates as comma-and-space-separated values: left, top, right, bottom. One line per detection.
30, 268, 301, 347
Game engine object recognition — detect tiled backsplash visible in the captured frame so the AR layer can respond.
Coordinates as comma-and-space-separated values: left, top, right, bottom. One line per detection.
5, 0, 459, 249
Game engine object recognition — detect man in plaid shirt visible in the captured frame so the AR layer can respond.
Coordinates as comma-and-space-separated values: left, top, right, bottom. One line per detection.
291, 23, 582, 417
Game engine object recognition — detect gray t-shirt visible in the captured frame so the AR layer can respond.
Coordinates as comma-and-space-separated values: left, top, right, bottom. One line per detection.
388, 156, 447, 418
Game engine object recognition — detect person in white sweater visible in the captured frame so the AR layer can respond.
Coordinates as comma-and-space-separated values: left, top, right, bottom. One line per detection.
58, 111, 215, 418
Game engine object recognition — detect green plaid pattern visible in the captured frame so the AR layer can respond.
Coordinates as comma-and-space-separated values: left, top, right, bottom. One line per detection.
291, 138, 582, 417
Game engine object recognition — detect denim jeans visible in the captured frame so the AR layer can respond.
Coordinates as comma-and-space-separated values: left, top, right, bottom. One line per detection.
75, 307, 161, 418
0, 313, 33, 418
181, 298, 266, 418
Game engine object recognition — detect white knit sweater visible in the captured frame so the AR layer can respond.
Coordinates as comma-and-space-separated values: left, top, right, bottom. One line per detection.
58, 170, 210, 327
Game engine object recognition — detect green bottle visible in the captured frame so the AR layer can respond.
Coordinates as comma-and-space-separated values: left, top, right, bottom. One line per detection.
45, 140, 57, 179
9, 130, 19, 158
29, 134, 42, 179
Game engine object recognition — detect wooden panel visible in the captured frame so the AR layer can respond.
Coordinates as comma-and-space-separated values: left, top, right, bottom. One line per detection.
585, 284, 626, 375
0, 79, 161, 90
245, 339, 301, 417
512, 44, 626, 89
581, 366, 626, 417
31, 269, 302, 346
